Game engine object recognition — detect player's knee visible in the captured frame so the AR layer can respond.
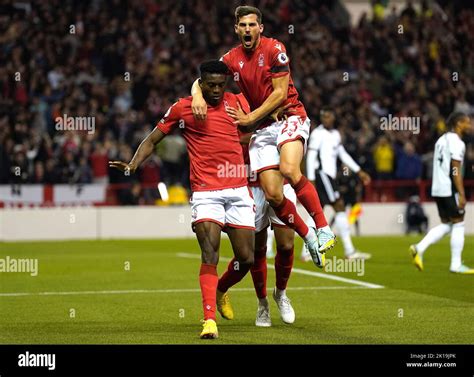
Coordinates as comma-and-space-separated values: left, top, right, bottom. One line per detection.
264, 188, 284, 206
276, 240, 293, 255
279, 164, 301, 184
236, 251, 254, 266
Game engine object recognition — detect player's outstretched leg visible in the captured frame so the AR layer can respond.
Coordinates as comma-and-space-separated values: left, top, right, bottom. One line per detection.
410, 221, 452, 271
216, 227, 255, 320
273, 226, 295, 324
279, 140, 336, 252
195, 222, 221, 339
259, 169, 323, 266
251, 229, 271, 327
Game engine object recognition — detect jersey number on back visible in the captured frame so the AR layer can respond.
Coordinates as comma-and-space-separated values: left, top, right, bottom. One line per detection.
436, 145, 444, 165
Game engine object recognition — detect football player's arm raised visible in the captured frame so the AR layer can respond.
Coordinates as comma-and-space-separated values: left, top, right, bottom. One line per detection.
109, 128, 166, 174
191, 79, 207, 121
451, 159, 466, 209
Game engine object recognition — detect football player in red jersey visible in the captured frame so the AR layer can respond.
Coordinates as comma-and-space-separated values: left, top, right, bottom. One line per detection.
191, 6, 335, 269
109, 60, 256, 340
213, 93, 301, 326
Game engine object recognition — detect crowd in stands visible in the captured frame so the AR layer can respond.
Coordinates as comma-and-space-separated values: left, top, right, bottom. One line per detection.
1, 0, 473, 204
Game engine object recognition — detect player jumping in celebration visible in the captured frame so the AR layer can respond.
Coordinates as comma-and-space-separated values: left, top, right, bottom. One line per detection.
217, 116, 305, 327
304, 107, 372, 261
110, 60, 256, 339
410, 112, 473, 274
191, 5, 334, 268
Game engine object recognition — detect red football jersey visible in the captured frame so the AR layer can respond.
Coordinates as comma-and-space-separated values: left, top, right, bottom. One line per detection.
157, 93, 250, 192
222, 36, 307, 128
234, 93, 259, 187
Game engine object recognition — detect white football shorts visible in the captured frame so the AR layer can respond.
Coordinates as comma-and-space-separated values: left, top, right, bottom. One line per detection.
190, 185, 255, 231
251, 184, 297, 232
249, 115, 310, 173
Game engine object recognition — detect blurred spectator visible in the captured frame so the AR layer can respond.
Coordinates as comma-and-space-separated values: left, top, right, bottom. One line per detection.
395, 142, 422, 180
119, 181, 142, 206
373, 136, 395, 179
74, 157, 93, 184
405, 195, 429, 234
395, 141, 423, 198
139, 156, 161, 204
158, 132, 187, 186
31, 161, 45, 184
89, 142, 110, 184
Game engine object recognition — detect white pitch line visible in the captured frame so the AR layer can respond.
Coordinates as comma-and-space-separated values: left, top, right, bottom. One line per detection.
176, 252, 384, 289
0, 286, 368, 298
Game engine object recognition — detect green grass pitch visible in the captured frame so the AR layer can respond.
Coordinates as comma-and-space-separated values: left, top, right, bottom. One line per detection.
0, 236, 473, 344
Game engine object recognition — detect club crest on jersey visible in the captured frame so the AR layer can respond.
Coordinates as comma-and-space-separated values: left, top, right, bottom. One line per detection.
277, 52, 288, 64
238, 61, 244, 69
258, 53, 264, 67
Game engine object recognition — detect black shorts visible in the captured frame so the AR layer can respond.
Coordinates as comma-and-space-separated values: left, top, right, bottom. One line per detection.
434, 195, 465, 219
315, 170, 340, 206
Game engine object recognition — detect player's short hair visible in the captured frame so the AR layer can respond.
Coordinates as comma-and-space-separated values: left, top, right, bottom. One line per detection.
446, 111, 468, 130
199, 60, 229, 80
235, 5, 262, 24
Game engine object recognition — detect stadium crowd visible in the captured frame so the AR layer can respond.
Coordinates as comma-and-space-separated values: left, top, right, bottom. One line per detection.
1, 0, 473, 204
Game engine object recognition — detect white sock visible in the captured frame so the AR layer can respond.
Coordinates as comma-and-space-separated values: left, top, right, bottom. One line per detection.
450, 222, 464, 271
416, 223, 452, 255
266, 228, 274, 253
334, 211, 355, 256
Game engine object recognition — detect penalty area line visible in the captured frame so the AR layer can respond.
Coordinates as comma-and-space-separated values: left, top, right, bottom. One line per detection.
176, 252, 384, 289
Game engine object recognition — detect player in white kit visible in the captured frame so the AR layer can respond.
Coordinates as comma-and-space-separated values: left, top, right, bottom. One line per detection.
303, 108, 372, 261
410, 112, 473, 274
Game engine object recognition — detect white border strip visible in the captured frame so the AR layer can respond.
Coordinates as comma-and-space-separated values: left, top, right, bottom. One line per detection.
176, 252, 384, 289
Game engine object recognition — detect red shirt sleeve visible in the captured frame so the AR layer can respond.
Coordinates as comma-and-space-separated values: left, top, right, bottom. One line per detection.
156, 100, 183, 134
269, 40, 290, 78
220, 52, 231, 70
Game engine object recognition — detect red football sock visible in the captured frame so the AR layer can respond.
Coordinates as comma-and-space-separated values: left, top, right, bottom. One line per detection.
250, 245, 267, 299
199, 264, 218, 321
272, 197, 309, 238
275, 247, 294, 291
217, 258, 251, 293
292, 176, 328, 228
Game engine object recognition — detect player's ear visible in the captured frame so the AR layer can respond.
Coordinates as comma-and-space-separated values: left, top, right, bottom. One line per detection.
259, 23, 264, 33
234, 24, 239, 35
198, 78, 203, 88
